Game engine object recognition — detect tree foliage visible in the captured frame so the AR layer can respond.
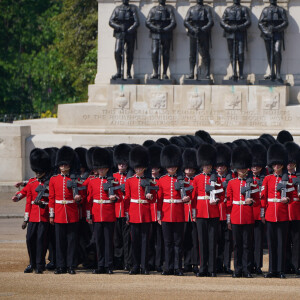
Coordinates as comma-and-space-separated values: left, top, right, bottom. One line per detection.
0, 0, 98, 115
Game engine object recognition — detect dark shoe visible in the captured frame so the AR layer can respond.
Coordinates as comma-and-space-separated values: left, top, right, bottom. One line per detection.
208, 272, 217, 277
183, 265, 193, 273
111, 73, 121, 80
232, 272, 242, 278
224, 267, 233, 275
93, 267, 105, 274
256, 268, 263, 275
162, 74, 169, 80
193, 266, 199, 274
127, 73, 132, 79
150, 73, 158, 79
35, 268, 43, 274
196, 271, 208, 277
295, 269, 300, 276
243, 272, 253, 278
239, 75, 245, 80
46, 262, 56, 271
161, 270, 171, 276
67, 268, 76, 275
156, 266, 163, 273
54, 268, 67, 274
174, 269, 184, 276
129, 268, 140, 275
141, 269, 150, 275
264, 272, 277, 278
106, 268, 114, 274
186, 74, 194, 80
279, 272, 286, 279
124, 265, 131, 271
24, 265, 34, 273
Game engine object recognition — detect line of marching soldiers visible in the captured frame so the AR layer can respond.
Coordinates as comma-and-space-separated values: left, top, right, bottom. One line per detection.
12, 130, 300, 278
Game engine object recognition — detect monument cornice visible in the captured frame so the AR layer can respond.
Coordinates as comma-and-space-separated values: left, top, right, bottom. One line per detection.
97, 0, 290, 4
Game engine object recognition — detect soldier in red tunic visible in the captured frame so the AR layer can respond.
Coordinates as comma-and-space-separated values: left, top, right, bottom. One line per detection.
182, 148, 199, 274
49, 146, 85, 274
113, 143, 132, 271
192, 143, 224, 277
86, 147, 121, 274
227, 146, 259, 278
249, 143, 268, 275
215, 143, 233, 274
22, 148, 52, 274
124, 146, 156, 275
261, 143, 294, 278
148, 144, 164, 272
285, 141, 300, 276
158, 144, 189, 276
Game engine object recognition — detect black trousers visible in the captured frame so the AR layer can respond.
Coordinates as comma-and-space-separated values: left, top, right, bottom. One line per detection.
130, 223, 151, 270
217, 220, 233, 271
55, 222, 79, 269
286, 220, 300, 271
232, 224, 253, 274
47, 223, 56, 265
26, 222, 49, 269
183, 221, 199, 267
78, 218, 92, 265
196, 218, 218, 273
114, 217, 132, 268
148, 222, 164, 269
162, 222, 184, 271
94, 222, 114, 269
266, 221, 288, 273
250, 220, 264, 270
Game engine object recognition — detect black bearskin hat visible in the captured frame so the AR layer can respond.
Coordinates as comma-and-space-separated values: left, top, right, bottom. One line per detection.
251, 144, 267, 167
285, 142, 300, 164
161, 145, 182, 168
30, 148, 51, 173
169, 136, 186, 148
277, 130, 294, 144
129, 146, 149, 169
267, 143, 288, 167
231, 146, 252, 170
56, 146, 75, 167
197, 143, 217, 167
44, 147, 58, 172
86, 147, 98, 170
92, 147, 112, 169
75, 147, 88, 170
156, 138, 170, 146
113, 143, 131, 166
149, 144, 162, 168
216, 143, 231, 167
143, 140, 156, 148
182, 148, 197, 170
195, 130, 215, 144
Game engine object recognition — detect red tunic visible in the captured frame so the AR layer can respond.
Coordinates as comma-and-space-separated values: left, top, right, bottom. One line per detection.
261, 174, 295, 222
49, 174, 86, 224
288, 173, 300, 221
24, 178, 49, 223
113, 172, 127, 218
86, 177, 121, 222
124, 175, 155, 223
226, 178, 260, 225
192, 173, 224, 219
16, 178, 36, 201
217, 175, 228, 221
184, 176, 195, 222
157, 175, 185, 223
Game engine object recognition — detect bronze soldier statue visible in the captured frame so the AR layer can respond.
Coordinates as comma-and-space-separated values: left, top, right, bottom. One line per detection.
258, 0, 288, 82
146, 0, 176, 80
220, 0, 251, 81
184, 0, 214, 80
109, 0, 139, 80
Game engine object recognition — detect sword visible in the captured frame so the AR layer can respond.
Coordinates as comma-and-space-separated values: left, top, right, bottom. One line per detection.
232, 33, 237, 80
121, 32, 125, 80
158, 36, 162, 80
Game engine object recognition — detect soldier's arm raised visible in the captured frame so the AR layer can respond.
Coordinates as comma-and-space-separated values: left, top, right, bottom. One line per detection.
146, 8, 159, 32
183, 7, 195, 32
258, 8, 269, 35
128, 5, 140, 33
238, 7, 251, 30
274, 8, 289, 32
163, 6, 176, 32
202, 7, 214, 32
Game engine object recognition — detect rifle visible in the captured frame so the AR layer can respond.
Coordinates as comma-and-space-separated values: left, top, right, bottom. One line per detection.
140, 168, 159, 195
222, 172, 233, 198
121, 31, 125, 80
276, 173, 289, 198
103, 170, 123, 198
232, 33, 237, 80
158, 30, 162, 80
34, 179, 50, 208
241, 174, 254, 200
174, 173, 194, 199
292, 172, 300, 194
205, 172, 219, 204
67, 174, 87, 200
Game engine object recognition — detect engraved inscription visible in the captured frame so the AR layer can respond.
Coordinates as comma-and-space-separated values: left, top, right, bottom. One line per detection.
188, 92, 204, 110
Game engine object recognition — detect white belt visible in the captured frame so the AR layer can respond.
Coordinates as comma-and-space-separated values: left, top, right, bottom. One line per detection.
163, 199, 184, 203
233, 200, 246, 205
93, 199, 113, 204
268, 198, 281, 203
130, 199, 149, 204
31, 201, 48, 205
55, 200, 75, 204
292, 198, 300, 202
197, 196, 210, 200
